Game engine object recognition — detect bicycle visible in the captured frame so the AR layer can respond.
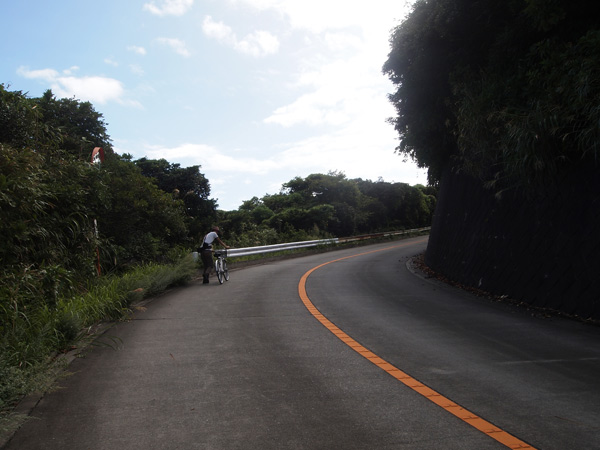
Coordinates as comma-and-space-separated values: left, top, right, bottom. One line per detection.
214, 249, 229, 284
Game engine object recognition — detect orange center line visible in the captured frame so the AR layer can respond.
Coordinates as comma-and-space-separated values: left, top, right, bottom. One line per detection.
297, 240, 537, 450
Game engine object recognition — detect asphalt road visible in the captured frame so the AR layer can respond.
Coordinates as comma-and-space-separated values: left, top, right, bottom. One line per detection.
4, 237, 600, 449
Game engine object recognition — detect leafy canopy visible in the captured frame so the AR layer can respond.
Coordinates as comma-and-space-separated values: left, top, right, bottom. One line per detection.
220, 172, 436, 246
383, 0, 600, 190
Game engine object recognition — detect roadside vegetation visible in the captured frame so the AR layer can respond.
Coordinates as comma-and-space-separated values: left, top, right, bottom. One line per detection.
383, 0, 600, 192
0, 84, 436, 427
0, 253, 197, 433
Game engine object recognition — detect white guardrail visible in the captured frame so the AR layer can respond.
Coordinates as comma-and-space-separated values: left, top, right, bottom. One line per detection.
221, 227, 431, 258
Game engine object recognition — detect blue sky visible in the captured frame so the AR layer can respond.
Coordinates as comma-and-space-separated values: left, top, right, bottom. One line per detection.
1, 0, 425, 210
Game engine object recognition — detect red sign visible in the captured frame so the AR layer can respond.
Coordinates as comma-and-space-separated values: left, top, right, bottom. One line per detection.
91, 147, 105, 164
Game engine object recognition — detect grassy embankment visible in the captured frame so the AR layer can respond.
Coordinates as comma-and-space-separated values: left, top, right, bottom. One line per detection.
0, 253, 197, 436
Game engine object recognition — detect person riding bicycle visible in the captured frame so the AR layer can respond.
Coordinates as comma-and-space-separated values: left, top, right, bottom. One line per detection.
199, 226, 229, 284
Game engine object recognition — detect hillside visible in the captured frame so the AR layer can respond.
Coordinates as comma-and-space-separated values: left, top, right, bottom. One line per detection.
384, 0, 600, 320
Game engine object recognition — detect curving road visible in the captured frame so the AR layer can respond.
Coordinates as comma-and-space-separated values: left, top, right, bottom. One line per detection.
4, 237, 600, 449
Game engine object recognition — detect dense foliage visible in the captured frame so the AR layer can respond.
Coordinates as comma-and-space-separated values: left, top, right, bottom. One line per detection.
1, 85, 204, 277
383, 0, 600, 190
220, 172, 435, 247
134, 157, 216, 238
0, 85, 214, 420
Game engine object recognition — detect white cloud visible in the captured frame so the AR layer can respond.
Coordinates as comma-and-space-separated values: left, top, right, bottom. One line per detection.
63, 66, 80, 75
156, 37, 191, 57
143, 0, 194, 16
17, 66, 141, 107
127, 45, 147, 55
137, 102, 412, 182
104, 58, 119, 67
142, 142, 280, 174
235, 30, 280, 57
129, 64, 145, 76
202, 16, 235, 43
264, 51, 386, 128
19, 67, 60, 81
254, 1, 412, 132
229, 0, 411, 35
202, 16, 279, 57
323, 31, 363, 52
270, 117, 425, 187
134, 118, 426, 210
264, 90, 348, 127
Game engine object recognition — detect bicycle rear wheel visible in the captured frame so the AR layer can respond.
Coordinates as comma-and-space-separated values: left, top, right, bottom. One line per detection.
223, 260, 229, 281
216, 259, 224, 284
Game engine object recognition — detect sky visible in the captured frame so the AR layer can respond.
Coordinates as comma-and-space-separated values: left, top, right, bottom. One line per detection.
1, 0, 425, 211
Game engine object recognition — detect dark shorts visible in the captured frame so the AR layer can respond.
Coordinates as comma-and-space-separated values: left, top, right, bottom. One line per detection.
201, 249, 213, 269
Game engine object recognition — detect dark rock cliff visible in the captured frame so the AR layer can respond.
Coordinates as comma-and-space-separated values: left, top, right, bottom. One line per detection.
425, 163, 600, 320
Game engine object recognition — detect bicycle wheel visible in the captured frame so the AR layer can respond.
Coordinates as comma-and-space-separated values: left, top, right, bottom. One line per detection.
215, 258, 224, 284
223, 260, 229, 281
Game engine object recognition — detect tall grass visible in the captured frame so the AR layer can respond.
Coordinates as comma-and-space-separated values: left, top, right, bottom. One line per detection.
0, 253, 198, 432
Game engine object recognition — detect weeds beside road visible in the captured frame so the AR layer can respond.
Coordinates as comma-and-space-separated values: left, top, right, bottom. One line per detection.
0, 253, 197, 439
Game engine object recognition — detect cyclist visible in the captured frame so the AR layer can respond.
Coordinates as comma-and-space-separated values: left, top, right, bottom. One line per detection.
199, 226, 229, 284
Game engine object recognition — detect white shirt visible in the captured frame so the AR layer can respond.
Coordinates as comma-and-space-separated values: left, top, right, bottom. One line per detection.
203, 231, 219, 248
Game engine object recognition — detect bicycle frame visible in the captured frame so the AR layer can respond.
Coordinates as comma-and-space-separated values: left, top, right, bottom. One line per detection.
213, 250, 229, 284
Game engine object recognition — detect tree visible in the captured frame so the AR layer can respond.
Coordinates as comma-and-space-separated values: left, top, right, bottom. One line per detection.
0, 84, 40, 149
0, 143, 104, 304
98, 156, 189, 267
383, 0, 600, 190
251, 173, 436, 239
237, 197, 274, 225
134, 158, 217, 237
0, 86, 198, 280
355, 179, 436, 231
262, 192, 304, 213
35, 90, 114, 160
281, 172, 364, 236
383, 0, 461, 184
